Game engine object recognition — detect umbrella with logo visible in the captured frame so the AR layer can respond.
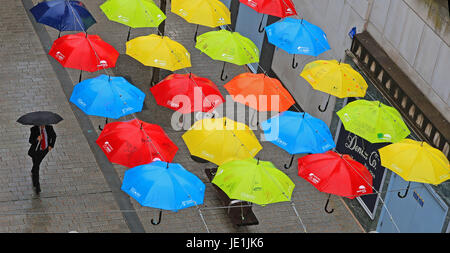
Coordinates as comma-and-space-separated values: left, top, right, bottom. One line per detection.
239, 0, 297, 32
195, 29, 259, 81
182, 117, 262, 165
300, 59, 368, 112
48, 32, 119, 82
121, 161, 205, 225
336, 99, 410, 143
30, 0, 96, 38
378, 139, 450, 198
96, 119, 178, 168
100, 0, 166, 41
261, 111, 335, 169
298, 151, 373, 213
171, 0, 231, 41
17, 111, 63, 126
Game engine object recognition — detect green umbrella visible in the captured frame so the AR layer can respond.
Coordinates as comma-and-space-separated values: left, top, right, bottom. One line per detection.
212, 158, 295, 205
336, 99, 410, 143
195, 29, 259, 81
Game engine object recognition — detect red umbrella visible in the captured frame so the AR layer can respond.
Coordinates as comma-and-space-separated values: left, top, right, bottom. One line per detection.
239, 0, 297, 32
49, 32, 119, 81
96, 119, 178, 168
298, 151, 373, 213
150, 73, 224, 114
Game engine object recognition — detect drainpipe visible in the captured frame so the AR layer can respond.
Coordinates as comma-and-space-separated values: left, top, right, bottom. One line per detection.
363, 0, 375, 31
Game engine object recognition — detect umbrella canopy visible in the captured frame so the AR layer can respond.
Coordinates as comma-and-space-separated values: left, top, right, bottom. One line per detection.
17, 111, 63, 126
48, 32, 119, 72
265, 18, 330, 57
150, 73, 224, 114
171, 0, 231, 28
239, 0, 297, 18
30, 0, 96, 32
100, 0, 166, 28
121, 161, 205, 211
126, 34, 191, 71
182, 117, 262, 165
378, 139, 450, 185
195, 29, 259, 65
298, 151, 373, 199
260, 111, 335, 155
212, 158, 295, 205
224, 73, 295, 112
336, 99, 410, 143
69, 75, 145, 119
96, 119, 178, 168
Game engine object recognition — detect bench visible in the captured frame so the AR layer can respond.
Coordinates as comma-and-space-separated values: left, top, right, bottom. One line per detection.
205, 168, 259, 227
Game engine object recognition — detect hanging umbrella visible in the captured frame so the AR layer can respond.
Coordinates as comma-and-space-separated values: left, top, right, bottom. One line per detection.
100, 0, 166, 41
150, 73, 224, 114
48, 32, 119, 82
378, 139, 450, 198
69, 75, 145, 129
182, 117, 262, 165
212, 158, 295, 205
171, 0, 231, 41
260, 111, 335, 169
30, 0, 96, 38
17, 111, 63, 126
195, 29, 259, 81
298, 151, 373, 213
300, 59, 368, 112
265, 18, 331, 68
121, 161, 205, 225
126, 34, 191, 72
239, 0, 297, 32
96, 119, 178, 168
224, 72, 295, 112
336, 99, 410, 143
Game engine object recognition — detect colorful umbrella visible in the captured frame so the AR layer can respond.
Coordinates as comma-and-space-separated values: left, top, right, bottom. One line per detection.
121, 161, 205, 225
30, 0, 96, 37
224, 72, 295, 112
100, 0, 166, 41
336, 99, 410, 143
150, 73, 224, 114
96, 119, 178, 168
195, 29, 259, 81
298, 151, 373, 213
48, 32, 119, 81
239, 0, 297, 32
378, 139, 450, 198
126, 34, 191, 72
265, 18, 331, 67
171, 0, 231, 41
260, 111, 335, 169
300, 59, 368, 112
182, 117, 262, 165
212, 158, 295, 205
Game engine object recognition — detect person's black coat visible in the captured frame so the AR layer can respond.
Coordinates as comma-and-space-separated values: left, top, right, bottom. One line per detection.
28, 125, 56, 157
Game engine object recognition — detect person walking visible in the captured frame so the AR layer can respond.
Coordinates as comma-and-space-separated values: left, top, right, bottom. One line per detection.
28, 125, 57, 194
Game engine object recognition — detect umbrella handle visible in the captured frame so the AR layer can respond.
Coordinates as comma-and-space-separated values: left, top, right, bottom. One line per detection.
283, 154, 295, 169
194, 24, 199, 42
324, 194, 334, 214
98, 118, 108, 131
126, 27, 132, 42
220, 62, 228, 81
292, 55, 298, 69
398, 181, 411, 199
151, 210, 162, 225
258, 14, 265, 33
318, 94, 331, 112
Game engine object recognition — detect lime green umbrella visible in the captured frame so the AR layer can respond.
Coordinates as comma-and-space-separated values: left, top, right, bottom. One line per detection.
212, 158, 295, 205
195, 29, 259, 81
100, 0, 166, 40
337, 99, 410, 143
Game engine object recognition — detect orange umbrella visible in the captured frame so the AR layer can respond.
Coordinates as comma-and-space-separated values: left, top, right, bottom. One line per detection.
224, 73, 295, 112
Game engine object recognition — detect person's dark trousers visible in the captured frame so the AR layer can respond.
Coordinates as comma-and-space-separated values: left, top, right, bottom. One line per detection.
31, 149, 48, 190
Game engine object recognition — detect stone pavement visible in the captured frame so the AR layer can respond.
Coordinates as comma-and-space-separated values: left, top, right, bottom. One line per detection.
0, 0, 364, 233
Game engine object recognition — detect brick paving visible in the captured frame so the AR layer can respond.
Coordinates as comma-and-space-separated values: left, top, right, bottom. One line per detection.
0, 0, 365, 233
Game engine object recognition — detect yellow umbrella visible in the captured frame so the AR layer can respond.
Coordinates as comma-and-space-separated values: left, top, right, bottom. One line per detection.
126, 34, 191, 71
379, 139, 450, 197
182, 117, 262, 165
300, 59, 368, 112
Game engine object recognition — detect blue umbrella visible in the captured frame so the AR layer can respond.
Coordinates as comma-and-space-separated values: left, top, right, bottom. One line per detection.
260, 111, 335, 169
70, 75, 145, 129
121, 161, 206, 225
30, 0, 96, 37
265, 18, 330, 68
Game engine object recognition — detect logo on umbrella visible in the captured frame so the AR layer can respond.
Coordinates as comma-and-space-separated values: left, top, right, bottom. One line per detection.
77, 98, 87, 107
55, 51, 65, 61
247, 0, 257, 7
103, 141, 113, 153
356, 185, 367, 194
181, 199, 194, 206
118, 15, 129, 22
129, 187, 141, 198
308, 173, 321, 184
98, 60, 108, 68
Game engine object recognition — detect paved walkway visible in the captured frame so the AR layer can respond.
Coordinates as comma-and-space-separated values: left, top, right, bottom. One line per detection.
0, 0, 364, 233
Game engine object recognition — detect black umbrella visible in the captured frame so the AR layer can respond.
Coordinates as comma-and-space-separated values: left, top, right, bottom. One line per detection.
17, 111, 63, 126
